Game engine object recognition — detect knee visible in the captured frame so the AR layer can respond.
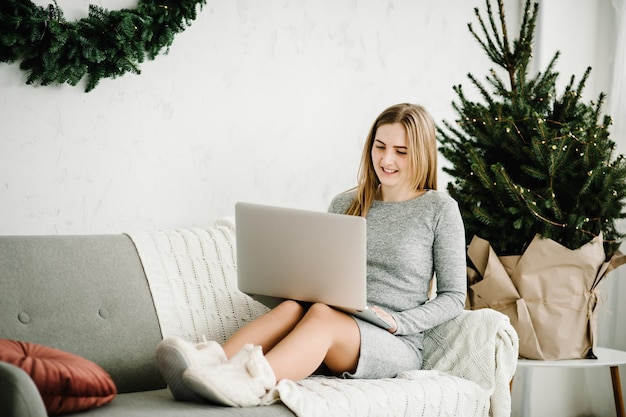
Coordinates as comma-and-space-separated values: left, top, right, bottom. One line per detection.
274, 299, 307, 319
305, 302, 336, 320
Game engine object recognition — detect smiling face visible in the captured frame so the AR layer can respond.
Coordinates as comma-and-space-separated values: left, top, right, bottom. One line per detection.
371, 122, 416, 201
347, 103, 438, 216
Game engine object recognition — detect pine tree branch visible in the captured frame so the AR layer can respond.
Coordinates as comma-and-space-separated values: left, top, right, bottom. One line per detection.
469, 5, 505, 68
495, 0, 515, 88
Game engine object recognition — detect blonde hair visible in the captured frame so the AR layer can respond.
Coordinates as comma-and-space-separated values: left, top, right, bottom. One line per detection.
346, 103, 438, 217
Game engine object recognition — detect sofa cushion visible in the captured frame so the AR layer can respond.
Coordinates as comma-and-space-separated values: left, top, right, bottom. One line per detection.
0, 338, 117, 415
0, 234, 165, 394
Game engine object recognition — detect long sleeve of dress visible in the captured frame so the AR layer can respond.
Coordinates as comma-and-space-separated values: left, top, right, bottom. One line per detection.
391, 196, 467, 335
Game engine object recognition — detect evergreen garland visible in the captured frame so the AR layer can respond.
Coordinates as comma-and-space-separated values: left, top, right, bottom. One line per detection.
0, 0, 206, 91
438, 0, 626, 258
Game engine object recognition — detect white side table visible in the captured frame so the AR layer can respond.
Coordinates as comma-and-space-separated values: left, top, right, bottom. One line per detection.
515, 347, 626, 417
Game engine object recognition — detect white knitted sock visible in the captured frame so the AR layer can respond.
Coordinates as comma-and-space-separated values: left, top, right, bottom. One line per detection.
156, 336, 227, 402
183, 344, 277, 407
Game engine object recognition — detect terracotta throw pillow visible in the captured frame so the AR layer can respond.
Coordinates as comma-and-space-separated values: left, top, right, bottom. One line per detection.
0, 339, 117, 415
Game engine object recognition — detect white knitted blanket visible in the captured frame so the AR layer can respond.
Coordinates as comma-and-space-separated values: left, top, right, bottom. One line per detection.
128, 223, 518, 417
127, 219, 268, 343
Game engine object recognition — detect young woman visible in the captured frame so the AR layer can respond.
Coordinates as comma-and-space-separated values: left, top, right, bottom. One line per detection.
156, 103, 467, 407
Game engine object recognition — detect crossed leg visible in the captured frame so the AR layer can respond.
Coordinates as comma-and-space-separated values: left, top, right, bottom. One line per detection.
222, 300, 361, 381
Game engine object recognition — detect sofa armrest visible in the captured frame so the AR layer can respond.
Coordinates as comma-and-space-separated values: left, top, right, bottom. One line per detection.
0, 361, 47, 417
422, 309, 519, 417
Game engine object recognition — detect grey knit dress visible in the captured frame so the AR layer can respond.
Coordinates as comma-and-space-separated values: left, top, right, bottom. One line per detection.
328, 190, 467, 379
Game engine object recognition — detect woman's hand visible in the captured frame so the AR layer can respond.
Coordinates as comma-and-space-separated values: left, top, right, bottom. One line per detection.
370, 306, 397, 334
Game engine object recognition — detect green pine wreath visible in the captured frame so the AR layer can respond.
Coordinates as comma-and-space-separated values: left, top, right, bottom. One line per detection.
0, 0, 206, 92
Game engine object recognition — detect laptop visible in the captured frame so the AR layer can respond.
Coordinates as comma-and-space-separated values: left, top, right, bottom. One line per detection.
235, 202, 392, 329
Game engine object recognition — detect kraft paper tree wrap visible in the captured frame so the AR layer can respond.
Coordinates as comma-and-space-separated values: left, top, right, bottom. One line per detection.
466, 234, 626, 359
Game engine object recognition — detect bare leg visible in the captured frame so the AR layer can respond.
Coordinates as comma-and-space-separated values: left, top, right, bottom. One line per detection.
222, 300, 306, 358
264, 303, 360, 381
179, 302, 360, 407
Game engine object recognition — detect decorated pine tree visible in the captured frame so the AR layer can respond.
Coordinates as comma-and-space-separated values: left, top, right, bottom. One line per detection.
438, 0, 626, 258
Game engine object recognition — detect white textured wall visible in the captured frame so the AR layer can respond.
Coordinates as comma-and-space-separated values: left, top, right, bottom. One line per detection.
0, 0, 498, 235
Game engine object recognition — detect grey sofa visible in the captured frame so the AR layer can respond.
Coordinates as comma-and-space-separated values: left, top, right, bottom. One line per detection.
0, 220, 518, 417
